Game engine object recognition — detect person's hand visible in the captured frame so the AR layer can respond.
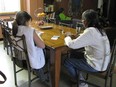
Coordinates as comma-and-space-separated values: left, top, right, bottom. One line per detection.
65, 34, 79, 39
38, 20, 44, 26
69, 34, 78, 39
65, 32, 72, 37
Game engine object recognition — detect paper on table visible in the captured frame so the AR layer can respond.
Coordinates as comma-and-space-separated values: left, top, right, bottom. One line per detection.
36, 31, 44, 36
51, 35, 60, 40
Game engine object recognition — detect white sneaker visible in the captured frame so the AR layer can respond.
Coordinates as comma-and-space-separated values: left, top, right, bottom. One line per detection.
79, 83, 88, 87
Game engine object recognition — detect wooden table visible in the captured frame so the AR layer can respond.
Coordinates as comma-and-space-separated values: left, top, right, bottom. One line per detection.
30, 21, 77, 87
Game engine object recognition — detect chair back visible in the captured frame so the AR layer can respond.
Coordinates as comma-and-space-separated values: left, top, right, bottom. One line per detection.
105, 28, 116, 49
54, 14, 60, 24
49, 12, 55, 19
106, 39, 116, 78
1, 20, 12, 55
7, 32, 52, 87
1, 20, 11, 38
1, 20, 6, 37
8, 34, 31, 69
47, 12, 56, 23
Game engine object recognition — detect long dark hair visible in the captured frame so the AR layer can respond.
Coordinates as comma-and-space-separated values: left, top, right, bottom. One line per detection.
82, 9, 104, 36
12, 11, 32, 37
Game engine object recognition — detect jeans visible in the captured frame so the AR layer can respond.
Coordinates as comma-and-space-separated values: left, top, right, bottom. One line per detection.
64, 52, 98, 80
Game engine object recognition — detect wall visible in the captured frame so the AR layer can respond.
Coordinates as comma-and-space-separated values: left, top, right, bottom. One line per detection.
107, 0, 116, 26
21, 0, 43, 20
54, 0, 69, 15
54, 0, 98, 19
0, 0, 43, 39
82, 0, 98, 11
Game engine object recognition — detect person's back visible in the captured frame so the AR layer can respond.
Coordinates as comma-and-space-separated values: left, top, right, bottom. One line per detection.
17, 26, 45, 69
12, 11, 45, 69
81, 27, 110, 71
64, 9, 110, 87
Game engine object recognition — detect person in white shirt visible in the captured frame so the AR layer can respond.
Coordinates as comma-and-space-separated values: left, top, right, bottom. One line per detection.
64, 9, 110, 87
12, 11, 46, 81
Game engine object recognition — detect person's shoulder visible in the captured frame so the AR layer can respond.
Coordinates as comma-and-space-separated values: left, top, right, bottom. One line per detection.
84, 27, 94, 32
87, 27, 96, 30
86, 27, 97, 32
20, 26, 34, 33
25, 26, 35, 31
83, 27, 97, 35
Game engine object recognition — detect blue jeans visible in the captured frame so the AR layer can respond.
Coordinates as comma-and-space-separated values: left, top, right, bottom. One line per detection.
64, 52, 98, 80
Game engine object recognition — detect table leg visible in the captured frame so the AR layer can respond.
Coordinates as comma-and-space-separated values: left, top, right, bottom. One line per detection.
50, 48, 61, 87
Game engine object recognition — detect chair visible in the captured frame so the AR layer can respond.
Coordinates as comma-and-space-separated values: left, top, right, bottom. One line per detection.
46, 12, 56, 23
105, 28, 116, 49
7, 34, 51, 87
76, 39, 116, 87
1, 20, 11, 55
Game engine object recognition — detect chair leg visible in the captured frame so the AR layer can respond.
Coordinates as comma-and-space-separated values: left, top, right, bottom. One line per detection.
6, 45, 9, 55
28, 69, 31, 87
3, 39, 9, 55
48, 69, 52, 87
3, 39, 5, 50
13, 60, 18, 86
104, 79, 108, 87
6, 40, 10, 55
10, 46, 13, 60
110, 74, 113, 87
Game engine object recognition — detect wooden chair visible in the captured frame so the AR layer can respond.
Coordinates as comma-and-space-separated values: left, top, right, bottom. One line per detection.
105, 28, 116, 49
77, 39, 116, 87
46, 12, 56, 23
7, 34, 51, 87
1, 20, 11, 55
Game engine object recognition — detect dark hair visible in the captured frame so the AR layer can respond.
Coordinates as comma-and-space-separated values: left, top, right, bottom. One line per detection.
59, 8, 64, 13
55, 8, 64, 15
12, 11, 32, 37
82, 9, 104, 36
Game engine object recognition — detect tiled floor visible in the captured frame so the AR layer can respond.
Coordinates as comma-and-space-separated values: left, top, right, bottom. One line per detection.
0, 41, 116, 87
0, 41, 71, 87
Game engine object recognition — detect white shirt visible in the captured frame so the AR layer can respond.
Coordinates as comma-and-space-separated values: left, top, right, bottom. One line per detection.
16, 26, 45, 69
64, 27, 110, 71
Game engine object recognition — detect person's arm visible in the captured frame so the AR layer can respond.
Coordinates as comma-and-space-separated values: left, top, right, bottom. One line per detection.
33, 31, 45, 48
64, 29, 93, 49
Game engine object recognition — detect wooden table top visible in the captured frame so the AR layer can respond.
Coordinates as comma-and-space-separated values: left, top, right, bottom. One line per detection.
30, 21, 77, 49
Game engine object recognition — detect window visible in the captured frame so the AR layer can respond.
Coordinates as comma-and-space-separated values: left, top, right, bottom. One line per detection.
0, 0, 20, 12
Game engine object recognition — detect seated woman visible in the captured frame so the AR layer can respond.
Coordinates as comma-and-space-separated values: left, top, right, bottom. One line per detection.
64, 9, 110, 87
12, 11, 46, 81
